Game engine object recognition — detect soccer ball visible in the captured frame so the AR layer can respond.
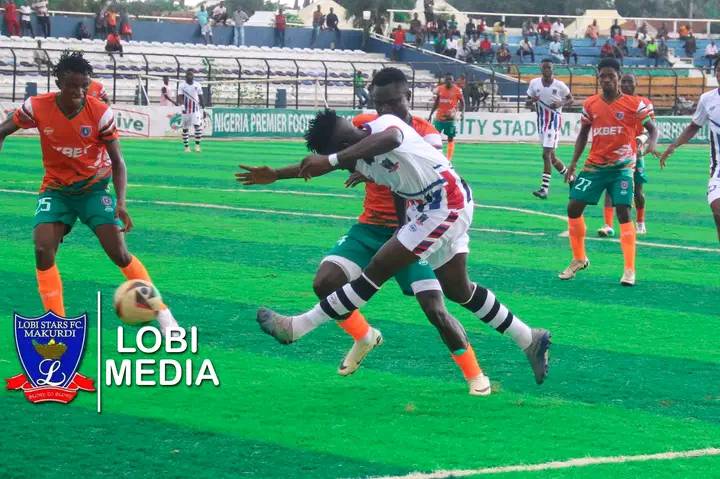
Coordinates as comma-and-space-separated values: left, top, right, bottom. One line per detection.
113, 280, 164, 325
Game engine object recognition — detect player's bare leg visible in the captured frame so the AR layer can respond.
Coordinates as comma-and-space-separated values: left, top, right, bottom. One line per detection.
635, 183, 646, 234
313, 261, 383, 376
434, 253, 550, 385
615, 205, 636, 286
711, 199, 720, 243
95, 224, 179, 333
34, 222, 67, 315
446, 137, 456, 161
598, 192, 615, 237
560, 199, 590, 279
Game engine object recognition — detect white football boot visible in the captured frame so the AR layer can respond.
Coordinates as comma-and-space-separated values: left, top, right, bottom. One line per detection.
195, 144, 201, 152
558, 258, 589, 280
636, 222, 647, 235
620, 269, 636, 286
338, 328, 383, 376
467, 374, 492, 396
597, 225, 615, 237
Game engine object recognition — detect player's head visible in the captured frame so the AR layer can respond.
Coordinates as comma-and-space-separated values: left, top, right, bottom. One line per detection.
541, 59, 553, 78
185, 69, 195, 84
714, 58, 720, 83
444, 73, 453, 87
371, 67, 410, 119
305, 108, 364, 155
597, 58, 621, 96
620, 72, 637, 95
162, 75, 169, 85
53, 51, 93, 107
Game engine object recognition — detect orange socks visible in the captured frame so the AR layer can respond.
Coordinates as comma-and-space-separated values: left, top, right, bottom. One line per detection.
603, 207, 614, 227
338, 310, 371, 341
451, 346, 482, 380
120, 255, 152, 282
567, 217, 587, 260
620, 222, 636, 271
36, 264, 65, 316
636, 208, 645, 223
446, 140, 455, 161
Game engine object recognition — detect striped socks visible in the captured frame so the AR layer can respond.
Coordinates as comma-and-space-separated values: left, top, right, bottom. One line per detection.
540, 173, 551, 192
194, 125, 203, 145
182, 128, 189, 148
460, 283, 532, 349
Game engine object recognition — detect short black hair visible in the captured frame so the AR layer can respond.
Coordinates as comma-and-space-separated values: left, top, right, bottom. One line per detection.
597, 57, 621, 73
541, 58, 553, 64
53, 50, 93, 79
305, 108, 338, 153
371, 67, 408, 87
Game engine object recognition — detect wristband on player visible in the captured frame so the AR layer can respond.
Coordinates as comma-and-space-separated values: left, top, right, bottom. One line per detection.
328, 153, 339, 167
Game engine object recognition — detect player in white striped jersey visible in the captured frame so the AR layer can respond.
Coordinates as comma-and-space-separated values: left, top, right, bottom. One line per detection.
527, 60, 574, 199
660, 60, 720, 242
256, 109, 552, 388
177, 69, 206, 153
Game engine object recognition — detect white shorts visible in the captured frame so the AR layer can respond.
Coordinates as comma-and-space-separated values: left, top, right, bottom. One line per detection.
708, 176, 720, 205
182, 112, 203, 129
397, 201, 473, 270
539, 128, 560, 149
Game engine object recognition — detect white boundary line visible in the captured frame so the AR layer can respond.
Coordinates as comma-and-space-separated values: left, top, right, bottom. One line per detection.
96, 290, 102, 415
369, 447, 720, 479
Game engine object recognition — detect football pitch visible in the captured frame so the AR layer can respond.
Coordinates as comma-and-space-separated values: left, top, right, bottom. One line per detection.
1, 137, 718, 478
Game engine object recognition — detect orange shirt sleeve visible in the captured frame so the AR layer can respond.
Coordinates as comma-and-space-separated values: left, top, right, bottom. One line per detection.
12, 97, 37, 129
580, 97, 594, 125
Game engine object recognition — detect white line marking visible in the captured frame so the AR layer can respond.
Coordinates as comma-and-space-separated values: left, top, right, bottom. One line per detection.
556, 230, 720, 253
472, 228, 545, 237
97, 290, 102, 415
473, 203, 568, 221
131, 184, 360, 199
369, 447, 720, 479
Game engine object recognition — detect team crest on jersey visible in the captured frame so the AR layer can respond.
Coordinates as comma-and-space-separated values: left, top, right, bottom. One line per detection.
620, 180, 629, 190
381, 158, 399, 172
80, 125, 92, 137
615, 112, 625, 120
6, 311, 95, 404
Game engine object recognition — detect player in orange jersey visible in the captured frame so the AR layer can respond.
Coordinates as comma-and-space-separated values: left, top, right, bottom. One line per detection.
428, 73, 464, 161
237, 68, 498, 396
87, 78, 110, 104
559, 58, 658, 286
0, 51, 179, 334
597, 72, 654, 237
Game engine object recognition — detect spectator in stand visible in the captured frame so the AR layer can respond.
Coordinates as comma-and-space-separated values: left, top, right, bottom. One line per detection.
705, 41, 719, 70
562, 35, 577, 65
120, 9, 132, 41
445, 33, 459, 59
353, 70, 368, 107
448, 14, 458, 36
423, 0, 434, 22
493, 20, 506, 44
310, 5, 322, 46
683, 33, 697, 57
391, 26, 405, 60
325, 7, 340, 50
538, 16, 552, 42
373, 15, 385, 35
212, 2, 228, 25
105, 7, 118, 34
105, 31, 123, 56
479, 35, 493, 63
522, 19, 538, 45
609, 19, 621, 38
33, 39, 51, 72
550, 18, 564, 40
160, 76, 177, 106
31, 0, 49, 37
635, 28, 647, 51
19, 1, 33, 36
468, 80, 488, 110
657, 38, 668, 64
409, 12, 423, 47
612, 42, 624, 61
465, 17, 475, 37
678, 24, 690, 40
496, 43, 511, 65
656, 22, 668, 40
436, 15, 446, 33
476, 17, 486, 35
612, 32, 627, 55
433, 32, 446, 54
517, 36, 535, 63
646, 38, 659, 66
601, 40, 614, 58
585, 19, 598, 46
76, 21, 90, 40
273, 7, 286, 48
466, 33, 480, 62
548, 38, 563, 63
196, 5, 212, 45
94, 4, 106, 39
4, 0, 20, 36
233, 6, 249, 46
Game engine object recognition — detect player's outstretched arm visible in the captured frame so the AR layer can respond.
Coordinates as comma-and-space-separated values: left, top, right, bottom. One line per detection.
642, 119, 659, 159
236, 163, 302, 185
659, 122, 701, 168
0, 116, 20, 153
566, 123, 590, 183
428, 95, 439, 121
106, 139, 133, 233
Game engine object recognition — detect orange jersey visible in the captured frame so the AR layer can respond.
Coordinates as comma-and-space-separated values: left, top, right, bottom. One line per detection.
434, 84, 463, 121
13, 93, 119, 193
352, 114, 442, 227
87, 80, 109, 103
581, 94, 650, 170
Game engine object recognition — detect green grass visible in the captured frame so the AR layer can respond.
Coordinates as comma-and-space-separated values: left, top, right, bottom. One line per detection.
1, 137, 718, 478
